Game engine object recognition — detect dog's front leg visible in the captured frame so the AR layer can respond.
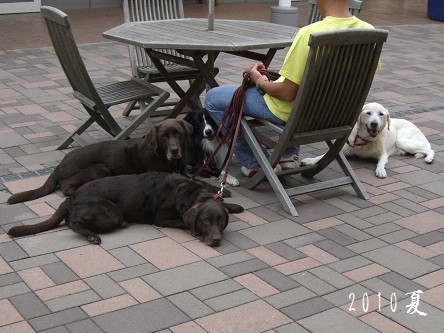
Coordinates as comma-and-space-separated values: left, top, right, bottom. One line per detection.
375, 152, 389, 178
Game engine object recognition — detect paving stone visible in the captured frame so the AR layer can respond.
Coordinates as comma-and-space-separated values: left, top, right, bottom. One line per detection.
336, 213, 374, 229
378, 272, 425, 293
108, 247, 147, 267
352, 206, 388, 219
107, 263, 159, 282
378, 229, 418, 244
100, 224, 165, 250
28, 307, 88, 332
44, 290, 101, 312
317, 228, 358, 246
314, 239, 357, 259
143, 261, 228, 296
290, 271, 337, 296
328, 256, 374, 273
9, 292, 50, 319
284, 232, 325, 248
219, 258, 269, 278
190, 279, 243, 301
93, 299, 190, 333
0, 272, 22, 287
220, 231, 259, 250
364, 212, 403, 225
254, 268, 300, 292
393, 170, 443, 186
238, 219, 310, 245
309, 266, 355, 289
362, 245, 440, 279
410, 231, 444, 247
204, 288, 258, 312
206, 251, 254, 268
167, 292, 214, 319
346, 239, 390, 254
378, 202, 416, 217
280, 296, 335, 321
365, 223, 404, 237
0, 240, 29, 261
275, 322, 310, 333
264, 242, 306, 261
0, 203, 37, 225
429, 254, 444, 268
298, 308, 378, 333
84, 274, 126, 299
265, 286, 317, 309
41, 262, 79, 285
65, 319, 104, 333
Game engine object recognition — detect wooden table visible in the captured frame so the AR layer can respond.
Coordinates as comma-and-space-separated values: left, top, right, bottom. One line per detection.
103, 18, 297, 118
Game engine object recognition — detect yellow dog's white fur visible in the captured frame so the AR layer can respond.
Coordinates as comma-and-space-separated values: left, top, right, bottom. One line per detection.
301, 103, 435, 178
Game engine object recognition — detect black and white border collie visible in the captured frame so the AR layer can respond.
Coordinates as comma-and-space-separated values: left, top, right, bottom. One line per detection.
184, 108, 239, 186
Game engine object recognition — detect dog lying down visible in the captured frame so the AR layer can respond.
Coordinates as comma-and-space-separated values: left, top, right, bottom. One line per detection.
301, 102, 435, 178
8, 172, 244, 247
7, 119, 192, 204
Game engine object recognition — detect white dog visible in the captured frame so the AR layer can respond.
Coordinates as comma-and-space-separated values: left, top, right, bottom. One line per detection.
301, 102, 435, 178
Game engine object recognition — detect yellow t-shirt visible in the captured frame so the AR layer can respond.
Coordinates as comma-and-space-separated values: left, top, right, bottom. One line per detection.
264, 16, 376, 121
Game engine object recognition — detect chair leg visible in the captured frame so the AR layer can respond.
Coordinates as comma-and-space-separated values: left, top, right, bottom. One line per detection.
241, 119, 299, 216
335, 152, 369, 199
57, 117, 95, 150
123, 100, 137, 117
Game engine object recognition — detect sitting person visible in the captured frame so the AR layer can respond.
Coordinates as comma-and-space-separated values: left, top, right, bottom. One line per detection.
205, 0, 377, 177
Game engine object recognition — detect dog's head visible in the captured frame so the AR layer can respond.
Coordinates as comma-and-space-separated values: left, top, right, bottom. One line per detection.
184, 108, 218, 141
182, 199, 229, 247
357, 102, 391, 139
147, 119, 193, 161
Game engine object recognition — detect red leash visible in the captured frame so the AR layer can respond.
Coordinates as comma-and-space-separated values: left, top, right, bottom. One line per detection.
192, 68, 270, 198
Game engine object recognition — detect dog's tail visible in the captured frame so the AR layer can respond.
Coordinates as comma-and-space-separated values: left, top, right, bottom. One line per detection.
7, 171, 59, 204
8, 199, 69, 237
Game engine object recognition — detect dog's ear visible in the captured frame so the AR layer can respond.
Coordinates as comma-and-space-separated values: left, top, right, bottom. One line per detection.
386, 111, 391, 131
180, 119, 193, 136
145, 124, 159, 150
182, 203, 202, 234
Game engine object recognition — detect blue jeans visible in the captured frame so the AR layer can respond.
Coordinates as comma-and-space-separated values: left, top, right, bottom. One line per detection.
205, 85, 299, 169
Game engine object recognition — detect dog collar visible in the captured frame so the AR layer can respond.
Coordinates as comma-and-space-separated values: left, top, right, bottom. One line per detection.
351, 134, 371, 147
212, 193, 223, 201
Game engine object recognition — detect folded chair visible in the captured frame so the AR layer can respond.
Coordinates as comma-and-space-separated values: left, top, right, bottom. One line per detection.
123, 0, 217, 116
241, 28, 388, 216
41, 6, 169, 150
308, 0, 363, 24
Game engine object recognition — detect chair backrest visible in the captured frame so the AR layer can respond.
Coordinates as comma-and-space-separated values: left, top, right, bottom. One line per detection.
41, 6, 104, 110
284, 29, 388, 141
123, 0, 185, 75
307, 0, 363, 24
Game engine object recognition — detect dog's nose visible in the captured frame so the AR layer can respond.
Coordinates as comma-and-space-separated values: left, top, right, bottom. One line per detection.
204, 128, 213, 136
370, 121, 378, 128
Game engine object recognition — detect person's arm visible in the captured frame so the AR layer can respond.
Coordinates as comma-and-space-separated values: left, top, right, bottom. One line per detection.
249, 63, 299, 102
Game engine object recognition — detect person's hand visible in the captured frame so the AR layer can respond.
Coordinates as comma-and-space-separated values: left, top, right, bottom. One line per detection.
249, 63, 267, 84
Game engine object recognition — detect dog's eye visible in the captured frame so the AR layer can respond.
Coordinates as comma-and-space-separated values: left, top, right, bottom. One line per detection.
203, 219, 210, 225
366, 112, 371, 115
379, 112, 384, 116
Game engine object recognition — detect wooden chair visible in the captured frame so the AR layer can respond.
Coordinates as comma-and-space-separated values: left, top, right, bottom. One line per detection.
308, 0, 363, 24
41, 6, 169, 149
123, 0, 217, 116
241, 28, 388, 216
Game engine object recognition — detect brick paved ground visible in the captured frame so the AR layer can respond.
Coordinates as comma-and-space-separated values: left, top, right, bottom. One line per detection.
0, 5, 443, 333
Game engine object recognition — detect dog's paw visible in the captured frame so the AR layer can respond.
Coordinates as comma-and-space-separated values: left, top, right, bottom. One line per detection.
300, 157, 316, 167
223, 202, 244, 214
375, 168, 387, 178
424, 155, 434, 164
224, 174, 239, 187
87, 235, 101, 244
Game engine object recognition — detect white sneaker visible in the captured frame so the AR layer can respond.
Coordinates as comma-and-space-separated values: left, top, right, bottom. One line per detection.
279, 155, 299, 170
241, 164, 282, 178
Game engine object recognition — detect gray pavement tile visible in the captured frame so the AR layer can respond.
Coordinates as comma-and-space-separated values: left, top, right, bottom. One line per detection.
239, 219, 310, 245
289, 201, 346, 223
65, 319, 104, 333
365, 223, 404, 237
45, 290, 101, 312
309, 266, 355, 290
254, 268, 300, 292
222, 231, 260, 249
364, 212, 403, 225
41, 261, 79, 284
337, 213, 374, 229
290, 272, 337, 296
84, 274, 126, 299
429, 254, 444, 268
378, 229, 418, 244
382, 297, 444, 333
298, 308, 379, 333
142, 261, 228, 296
333, 224, 372, 242
360, 277, 407, 302
99, 224, 165, 250
378, 202, 417, 217
248, 205, 286, 222
396, 186, 440, 201
9, 292, 50, 319
314, 239, 357, 259
265, 286, 317, 309
204, 288, 258, 312
323, 284, 370, 307
281, 296, 335, 321
324, 197, 362, 212
318, 228, 357, 246
265, 242, 306, 261
409, 231, 444, 247
100, 262, 159, 283
167, 292, 214, 319
362, 245, 440, 279
352, 206, 388, 219
284, 232, 326, 248
108, 247, 147, 267
0, 282, 31, 300
93, 299, 190, 333
42, 326, 70, 333
393, 170, 443, 186
8, 253, 59, 271
0, 203, 37, 225
328, 256, 374, 273
218, 258, 269, 278
419, 180, 444, 197
206, 251, 254, 268
379, 272, 425, 293
0, 272, 22, 287
0, 131, 30, 148
276, 322, 310, 333
346, 238, 390, 254
223, 220, 250, 233
190, 279, 243, 301
28, 307, 88, 332
0, 240, 29, 261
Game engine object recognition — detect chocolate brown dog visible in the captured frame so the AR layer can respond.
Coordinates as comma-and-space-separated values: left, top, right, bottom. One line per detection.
7, 119, 192, 204
8, 172, 244, 247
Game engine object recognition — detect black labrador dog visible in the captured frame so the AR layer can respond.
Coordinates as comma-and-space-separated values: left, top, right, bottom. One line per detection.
8, 172, 244, 247
7, 119, 193, 204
